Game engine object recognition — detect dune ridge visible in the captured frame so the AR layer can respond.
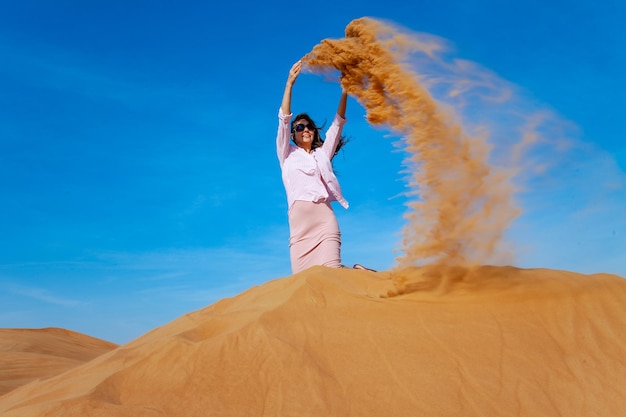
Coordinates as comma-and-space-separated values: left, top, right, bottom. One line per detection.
1, 266, 625, 416
0, 327, 118, 397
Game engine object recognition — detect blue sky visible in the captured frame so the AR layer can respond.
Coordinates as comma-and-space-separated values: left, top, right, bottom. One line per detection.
1, 0, 624, 344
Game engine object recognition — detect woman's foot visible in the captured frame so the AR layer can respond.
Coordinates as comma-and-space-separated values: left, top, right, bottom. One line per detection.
353, 264, 377, 272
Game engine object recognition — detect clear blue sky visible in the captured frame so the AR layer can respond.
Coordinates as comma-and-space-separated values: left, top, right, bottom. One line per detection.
1, 0, 624, 344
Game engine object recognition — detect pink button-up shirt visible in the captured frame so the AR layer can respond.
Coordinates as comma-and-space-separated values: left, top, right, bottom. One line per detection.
276, 108, 349, 210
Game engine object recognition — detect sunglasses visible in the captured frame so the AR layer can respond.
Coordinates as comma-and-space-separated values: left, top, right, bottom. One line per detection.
293, 123, 316, 133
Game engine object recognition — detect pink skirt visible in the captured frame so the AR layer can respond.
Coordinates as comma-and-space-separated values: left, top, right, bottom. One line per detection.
288, 200, 342, 274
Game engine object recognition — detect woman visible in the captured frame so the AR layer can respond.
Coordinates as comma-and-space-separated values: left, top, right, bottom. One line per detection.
277, 60, 374, 274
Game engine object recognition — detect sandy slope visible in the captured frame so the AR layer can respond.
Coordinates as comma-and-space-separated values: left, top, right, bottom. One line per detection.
0, 328, 118, 397
0, 266, 625, 417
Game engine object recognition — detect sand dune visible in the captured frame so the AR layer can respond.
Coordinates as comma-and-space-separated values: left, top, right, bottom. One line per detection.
1, 266, 625, 416
0, 328, 118, 397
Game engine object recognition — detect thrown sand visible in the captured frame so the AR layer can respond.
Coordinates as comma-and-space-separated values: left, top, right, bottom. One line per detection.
0, 328, 117, 397
0, 266, 625, 416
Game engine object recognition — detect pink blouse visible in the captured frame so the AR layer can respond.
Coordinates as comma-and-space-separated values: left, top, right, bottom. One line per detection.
276, 108, 349, 211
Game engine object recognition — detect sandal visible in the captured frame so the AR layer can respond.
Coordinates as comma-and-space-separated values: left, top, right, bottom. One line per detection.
353, 264, 377, 272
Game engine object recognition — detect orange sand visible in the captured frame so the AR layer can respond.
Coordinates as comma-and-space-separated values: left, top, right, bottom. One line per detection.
0, 328, 117, 397
304, 17, 520, 268
1, 266, 626, 416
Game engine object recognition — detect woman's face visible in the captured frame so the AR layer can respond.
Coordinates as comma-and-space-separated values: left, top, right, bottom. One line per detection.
292, 118, 315, 151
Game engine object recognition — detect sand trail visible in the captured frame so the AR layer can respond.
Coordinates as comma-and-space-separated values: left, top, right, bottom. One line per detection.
304, 17, 520, 268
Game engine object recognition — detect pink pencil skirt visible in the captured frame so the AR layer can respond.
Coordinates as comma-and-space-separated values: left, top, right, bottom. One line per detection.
288, 200, 342, 274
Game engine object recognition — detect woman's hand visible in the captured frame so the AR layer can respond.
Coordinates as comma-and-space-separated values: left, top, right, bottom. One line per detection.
282, 60, 302, 115
286, 60, 302, 87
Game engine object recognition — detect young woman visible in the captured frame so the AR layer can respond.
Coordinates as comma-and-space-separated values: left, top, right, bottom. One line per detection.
276, 60, 374, 274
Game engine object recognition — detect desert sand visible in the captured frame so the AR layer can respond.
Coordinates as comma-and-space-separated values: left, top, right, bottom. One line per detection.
0, 328, 117, 397
1, 265, 625, 417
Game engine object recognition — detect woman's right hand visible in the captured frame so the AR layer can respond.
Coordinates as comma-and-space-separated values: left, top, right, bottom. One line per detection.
281, 60, 302, 115
286, 60, 302, 86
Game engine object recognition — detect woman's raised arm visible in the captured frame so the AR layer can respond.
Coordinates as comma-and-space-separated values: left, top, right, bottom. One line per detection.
277, 61, 302, 165
281, 60, 302, 115
336, 89, 347, 119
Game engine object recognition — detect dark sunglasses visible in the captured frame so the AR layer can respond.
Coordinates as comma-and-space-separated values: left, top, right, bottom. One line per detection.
293, 123, 316, 133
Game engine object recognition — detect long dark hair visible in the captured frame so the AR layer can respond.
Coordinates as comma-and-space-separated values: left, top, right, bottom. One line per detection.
291, 112, 347, 158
